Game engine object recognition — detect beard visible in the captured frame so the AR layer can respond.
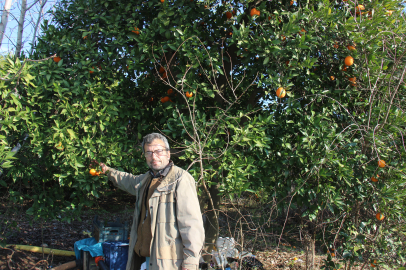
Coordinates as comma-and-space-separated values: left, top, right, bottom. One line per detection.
147, 157, 169, 172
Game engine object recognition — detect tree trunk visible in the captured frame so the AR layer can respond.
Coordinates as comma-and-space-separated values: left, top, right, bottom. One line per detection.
203, 179, 221, 256
29, 0, 48, 55
304, 232, 315, 270
15, 0, 28, 58
0, 0, 12, 49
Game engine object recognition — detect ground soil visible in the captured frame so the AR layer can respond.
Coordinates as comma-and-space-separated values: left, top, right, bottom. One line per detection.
1, 190, 334, 270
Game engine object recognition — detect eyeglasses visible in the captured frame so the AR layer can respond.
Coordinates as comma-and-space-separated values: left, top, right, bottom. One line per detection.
145, 149, 168, 157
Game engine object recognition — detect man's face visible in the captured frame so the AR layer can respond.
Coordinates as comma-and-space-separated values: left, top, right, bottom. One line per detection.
144, 139, 170, 173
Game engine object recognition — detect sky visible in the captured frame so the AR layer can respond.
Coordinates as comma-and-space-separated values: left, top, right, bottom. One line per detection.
0, 0, 59, 56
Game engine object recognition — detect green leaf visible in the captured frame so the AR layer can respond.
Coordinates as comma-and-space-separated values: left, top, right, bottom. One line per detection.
67, 129, 77, 139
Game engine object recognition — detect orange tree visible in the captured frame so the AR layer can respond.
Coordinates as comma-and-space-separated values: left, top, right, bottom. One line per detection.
1, 0, 405, 267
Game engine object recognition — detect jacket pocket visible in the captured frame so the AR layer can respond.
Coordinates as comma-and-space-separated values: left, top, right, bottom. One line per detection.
156, 223, 183, 260
157, 192, 176, 223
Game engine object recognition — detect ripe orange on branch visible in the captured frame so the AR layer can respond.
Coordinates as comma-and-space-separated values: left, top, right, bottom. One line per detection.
167, 89, 174, 95
276, 87, 286, 98
378, 159, 386, 168
344, 56, 354, 66
347, 45, 356, 51
132, 27, 140, 35
161, 96, 170, 103
371, 176, 378, 182
250, 8, 260, 17
356, 5, 365, 12
376, 212, 385, 221
330, 76, 335, 81
348, 77, 356, 86
53, 56, 62, 63
226, 12, 232, 19
186, 91, 193, 98
89, 169, 100, 176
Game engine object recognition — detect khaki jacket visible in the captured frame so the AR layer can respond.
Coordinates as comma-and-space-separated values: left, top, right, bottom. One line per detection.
107, 165, 204, 270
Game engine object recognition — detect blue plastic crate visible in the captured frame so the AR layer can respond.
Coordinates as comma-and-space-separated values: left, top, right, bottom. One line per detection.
92, 215, 129, 243
102, 241, 129, 270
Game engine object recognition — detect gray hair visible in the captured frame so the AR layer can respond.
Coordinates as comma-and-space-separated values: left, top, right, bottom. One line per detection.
141, 133, 170, 153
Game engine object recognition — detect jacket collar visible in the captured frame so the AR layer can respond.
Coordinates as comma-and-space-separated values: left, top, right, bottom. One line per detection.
156, 165, 184, 193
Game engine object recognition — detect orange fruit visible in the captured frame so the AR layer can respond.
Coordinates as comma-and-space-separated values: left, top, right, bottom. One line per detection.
286, 60, 290, 66
386, 10, 393, 16
276, 87, 286, 98
226, 12, 232, 19
281, 35, 286, 41
376, 212, 384, 221
229, 32, 232, 36
89, 169, 98, 176
348, 77, 356, 86
333, 42, 339, 49
344, 56, 354, 66
342, 65, 348, 71
89, 67, 95, 74
132, 27, 140, 35
161, 0, 164, 2
250, 8, 260, 17
330, 76, 335, 81
161, 96, 170, 103
53, 56, 62, 63
347, 45, 356, 51
149, 97, 154, 102
356, 5, 365, 12
159, 66, 165, 73
167, 89, 174, 95
186, 91, 193, 98
371, 176, 378, 182
83, 35, 87, 39
290, 0, 294, 5
378, 159, 386, 168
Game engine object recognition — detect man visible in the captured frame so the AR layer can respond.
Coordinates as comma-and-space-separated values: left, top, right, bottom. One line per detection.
98, 133, 204, 270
